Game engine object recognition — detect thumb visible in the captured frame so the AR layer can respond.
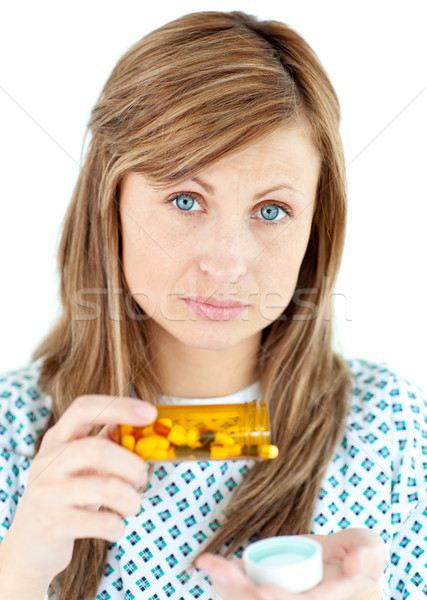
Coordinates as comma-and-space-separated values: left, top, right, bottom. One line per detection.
343, 541, 386, 580
343, 546, 368, 578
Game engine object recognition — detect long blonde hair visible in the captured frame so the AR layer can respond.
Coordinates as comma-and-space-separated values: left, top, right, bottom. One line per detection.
32, 10, 352, 599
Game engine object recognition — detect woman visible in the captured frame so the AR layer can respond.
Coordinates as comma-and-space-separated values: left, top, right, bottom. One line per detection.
0, 10, 425, 600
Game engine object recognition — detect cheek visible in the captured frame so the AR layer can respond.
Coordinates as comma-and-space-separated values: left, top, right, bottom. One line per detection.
256, 263, 298, 322
120, 212, 197, 320
120, 208, 174, 285
256, 231, 311, 320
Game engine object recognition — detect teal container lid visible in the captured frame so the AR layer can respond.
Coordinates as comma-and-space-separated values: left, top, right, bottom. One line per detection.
242, 535, 323, 592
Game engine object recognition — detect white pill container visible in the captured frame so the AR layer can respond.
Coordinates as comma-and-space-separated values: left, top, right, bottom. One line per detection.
242, 535, 323, 592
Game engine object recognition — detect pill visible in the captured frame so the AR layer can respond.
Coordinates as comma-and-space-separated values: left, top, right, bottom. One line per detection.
120, 424, 134, 436
210, 446, 229, 459
154, 419, 172, 438
135, 436, 157, 458
187, 428, 201, 448
121, 434, 136, 452
260, 444, 279, 459
151, 448, 170, 460
214, 432, 235, 446
151, 435, 170, 450
168, 424, 188, 446
141, 424, 155, 437
227, 444, 242, 457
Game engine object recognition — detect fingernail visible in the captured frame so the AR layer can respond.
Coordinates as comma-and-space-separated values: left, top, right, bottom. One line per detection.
135, 403, 157, 420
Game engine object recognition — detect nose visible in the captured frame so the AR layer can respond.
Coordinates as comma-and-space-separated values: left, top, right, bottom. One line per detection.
198, 223, 247, 284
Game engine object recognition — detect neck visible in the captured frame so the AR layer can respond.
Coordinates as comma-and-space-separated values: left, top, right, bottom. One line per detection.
149, 326, 261, 399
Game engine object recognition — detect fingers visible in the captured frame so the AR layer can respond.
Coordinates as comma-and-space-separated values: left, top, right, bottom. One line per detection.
32, 436, 149, 489
53, 475, 142, 517
196, 554, 258, 599
303, 529, 386, 599
196, 553, 295, 600
325, 528, 387, 578
55, 506, 128, 543
311, 528, 386, 575
45, 395, 157, 445
343, 539, 387, 580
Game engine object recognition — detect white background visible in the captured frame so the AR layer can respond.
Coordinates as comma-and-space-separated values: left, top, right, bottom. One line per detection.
0, 1, 426, 392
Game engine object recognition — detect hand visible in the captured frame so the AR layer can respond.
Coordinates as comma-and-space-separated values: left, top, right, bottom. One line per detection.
196, 528, 386, 600
0, 395, 157, 589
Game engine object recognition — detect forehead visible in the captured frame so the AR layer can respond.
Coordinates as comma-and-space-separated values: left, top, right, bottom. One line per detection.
212, 124, 319, 169
197, 123, 322, 199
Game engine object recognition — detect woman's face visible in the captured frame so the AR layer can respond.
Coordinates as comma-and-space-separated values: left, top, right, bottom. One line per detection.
119, 123, 321, 353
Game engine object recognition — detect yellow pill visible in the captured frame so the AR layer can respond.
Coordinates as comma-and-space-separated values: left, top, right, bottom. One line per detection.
168, 424, 188, 446
120, 424, 134, 436
168, 446, 176, 459
187, 428, 200, 448
139, 449, 156, 460
214, 432, 235, 446
157, 417, 173, 428
151, 448, 170, 460
121, 434, 136, 452
135, 436, 157, 458
210, 446, 229, 460
152, 435, 170, 450
227, 444, 242, 457
260, 444, 279, 459
141, 424, 155, 437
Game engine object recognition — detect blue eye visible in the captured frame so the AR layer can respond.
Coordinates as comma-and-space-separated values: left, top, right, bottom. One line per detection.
165, 191, 292, 226
260, 205, 280, 220
169, 193, 203, 213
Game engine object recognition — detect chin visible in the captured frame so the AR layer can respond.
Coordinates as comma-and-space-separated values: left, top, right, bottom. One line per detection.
169, 321, 254, 351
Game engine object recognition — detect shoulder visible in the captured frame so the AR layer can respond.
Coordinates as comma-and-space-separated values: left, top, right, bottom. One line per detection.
344, 356, 426, 443
0, 359, 52, 458
346, 355, 425, 398
342, 357, 426, 509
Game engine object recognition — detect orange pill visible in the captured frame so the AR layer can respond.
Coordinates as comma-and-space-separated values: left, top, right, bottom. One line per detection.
154, 421, 172, 438
120, 424, 134, 436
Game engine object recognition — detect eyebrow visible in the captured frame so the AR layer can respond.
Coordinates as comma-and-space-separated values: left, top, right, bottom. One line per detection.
190, 175, 305, 200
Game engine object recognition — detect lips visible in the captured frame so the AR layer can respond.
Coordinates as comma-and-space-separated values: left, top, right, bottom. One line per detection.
183, 297, 249, 321
186, 295, 248, 308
